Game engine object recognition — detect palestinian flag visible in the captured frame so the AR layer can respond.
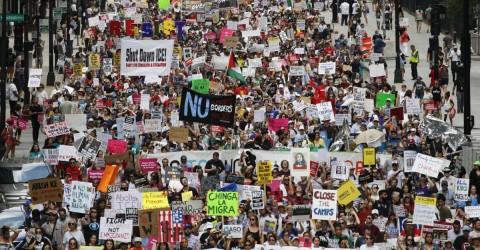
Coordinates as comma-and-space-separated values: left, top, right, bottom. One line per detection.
227, 51, 247, 84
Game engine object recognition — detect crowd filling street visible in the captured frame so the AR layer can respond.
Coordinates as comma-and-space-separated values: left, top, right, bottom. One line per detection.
0, 0, 476, 250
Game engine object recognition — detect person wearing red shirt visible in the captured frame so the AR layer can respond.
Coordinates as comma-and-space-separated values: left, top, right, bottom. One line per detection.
428, 67, 441, 87
324, 43, 335, 55
234, 83, 249, 96
65, 158, 83, 181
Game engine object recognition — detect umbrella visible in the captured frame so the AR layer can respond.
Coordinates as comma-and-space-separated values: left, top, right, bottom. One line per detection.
354, 129, 385, 145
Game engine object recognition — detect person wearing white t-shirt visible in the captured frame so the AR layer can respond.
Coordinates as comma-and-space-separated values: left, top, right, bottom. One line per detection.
359, 233, 379, 250
339, 1, 350, 26
8, 82, 19, 109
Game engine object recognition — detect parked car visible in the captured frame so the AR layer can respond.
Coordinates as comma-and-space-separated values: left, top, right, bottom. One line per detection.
0, 158, 51, 209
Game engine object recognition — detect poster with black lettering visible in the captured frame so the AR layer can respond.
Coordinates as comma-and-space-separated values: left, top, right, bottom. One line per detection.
171, 200, 203, 215
179, 87, 236, 127
217, 0, 238, 9
292, 204, 311, 221
125, 208, 139, 226
312, 190, 337, 220
251, 190, 264, 210
120, 39, 174, 76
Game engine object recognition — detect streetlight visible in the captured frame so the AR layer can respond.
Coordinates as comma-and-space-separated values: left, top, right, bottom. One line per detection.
1, 0, 7, 129
393, 0, 402, 83
462, 0, 473, 135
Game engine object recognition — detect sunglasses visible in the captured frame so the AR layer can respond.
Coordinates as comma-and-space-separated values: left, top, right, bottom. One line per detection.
69, 223, 76, 225
69, 243, 76, 245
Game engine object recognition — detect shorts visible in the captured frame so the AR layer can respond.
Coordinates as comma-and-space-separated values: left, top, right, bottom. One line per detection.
440, 78, 448, 86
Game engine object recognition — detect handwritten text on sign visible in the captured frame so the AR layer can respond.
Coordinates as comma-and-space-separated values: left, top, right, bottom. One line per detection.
99, 218, 133, 242
107, 139, 128, 154
312, 189, 337, 220
412, 196, 437, 226
411, 153, 444, 178
44, 121, 70, 138
455, 178, 470, 201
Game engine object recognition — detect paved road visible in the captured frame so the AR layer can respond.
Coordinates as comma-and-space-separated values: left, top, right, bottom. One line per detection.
5, 6, 480, 157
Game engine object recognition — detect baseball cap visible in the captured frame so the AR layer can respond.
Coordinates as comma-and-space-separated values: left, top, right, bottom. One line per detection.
181, 156, 187, 162
134, 237, 142, 243
463, 226, 472, 232
372, 209, 379, 215
474, 161, 480, 166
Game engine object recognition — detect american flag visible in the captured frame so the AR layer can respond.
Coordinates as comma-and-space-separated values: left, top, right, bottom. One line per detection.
158, 210, 184, 244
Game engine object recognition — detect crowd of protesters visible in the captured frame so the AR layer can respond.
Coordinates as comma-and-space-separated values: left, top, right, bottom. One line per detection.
0, 0, 474, 250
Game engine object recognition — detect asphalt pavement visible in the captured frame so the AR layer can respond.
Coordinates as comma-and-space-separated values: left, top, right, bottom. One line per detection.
5, 6, 480, 157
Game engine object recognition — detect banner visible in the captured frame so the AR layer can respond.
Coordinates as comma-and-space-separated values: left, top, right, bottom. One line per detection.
143, 191, 169, 209
70, 181, 94, 213
28, 177, 63, 203
183, 0, 205, 12
312, 190, 337, 220
267, 118, 289, 132
331, 161, 349, 180
99, 218, 133, 242
44, 121, 70, 138
58, 145, 78, 162
140, 158, 158, 172
413, 196, 437, 226
257, 161, 272, 185
454, 178, 469, 201
337, 180, 361, 205
180, 87, 236, 127
207, 192, 238, 216
412, 153, 444, 178
120, 39, 174, 76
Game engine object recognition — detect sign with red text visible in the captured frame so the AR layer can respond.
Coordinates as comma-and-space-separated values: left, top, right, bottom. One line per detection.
99, 218, 133, 242
312, 189, 337, 220
44, 121, 70, 138
411, 153, 444, 178
88, 170, 104, 182
120, 39, 174, 76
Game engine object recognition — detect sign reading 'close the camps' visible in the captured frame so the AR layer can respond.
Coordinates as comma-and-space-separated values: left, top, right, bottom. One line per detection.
207, 191, 238, 216
179, 87, 236, 127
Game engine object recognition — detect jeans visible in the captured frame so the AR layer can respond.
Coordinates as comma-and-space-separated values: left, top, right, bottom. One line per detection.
456, 91, 464, 112
341, 15, 349, 25
32, 119, 41, 143
411, 62, 418, 78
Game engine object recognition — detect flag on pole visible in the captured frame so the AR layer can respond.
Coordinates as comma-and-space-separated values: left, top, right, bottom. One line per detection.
302, 67, 316, 91
227, 51, 247, 83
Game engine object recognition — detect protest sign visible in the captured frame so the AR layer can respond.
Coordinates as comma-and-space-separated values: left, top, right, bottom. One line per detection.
412, 153, 444, 178
331, 161, 349, 180
263, 218, 277, 234
369, 64, 386, 77
169, 127, 189, 143
172, 200, 203, 215
126, 208, 139, 226
98, 165, 120, 193
253, 110, 265, 122
192, 79, 210, 94
403, 150, 417, 172
406, 99, 422, 115
65, 114, 87, 132
44, 122, 70, 138
107, 139, 128, 154
251, 190, 264, 210
143, 192, 169, 209
120, 39, 174, 76
180, 87, 236, 127
73, 63, 83, 77
58, 145, 78, 161
363, 147, 376, 167
312, 190, 337, 220
267, 118, 289, 132
111, 191, 142, 212
140, 158, 158, 172
139, 209, 160, 237
70, 181, 94, 213
454, 178, 470, 201
290, 66, 304, 76
376, 93, 396, 108
143, 119, 162, 133
99, 218, 133, 242
334, 114, 351, 125
290, 148, 310, 177
337, 180, 361, 205
88, 170, 104, 182
78, 135, 102, 160
43, 149, 59, 165
465, 206, 480, 218
224, 36, 239, 48
158, 210, 184, 244
224, 225, 243, 238
292, 205, 311, 221
28, 69, 42, 87
182, 192, 193, 201
257, 161, 272, 185
318, 62, 335, 74
413, 196, 437, 226
316, 102, 335, 121
28, 177, 62, 203
207, 192, 238, 216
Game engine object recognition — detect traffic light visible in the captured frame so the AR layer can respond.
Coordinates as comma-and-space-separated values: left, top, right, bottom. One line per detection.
14, 22, 23, 52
